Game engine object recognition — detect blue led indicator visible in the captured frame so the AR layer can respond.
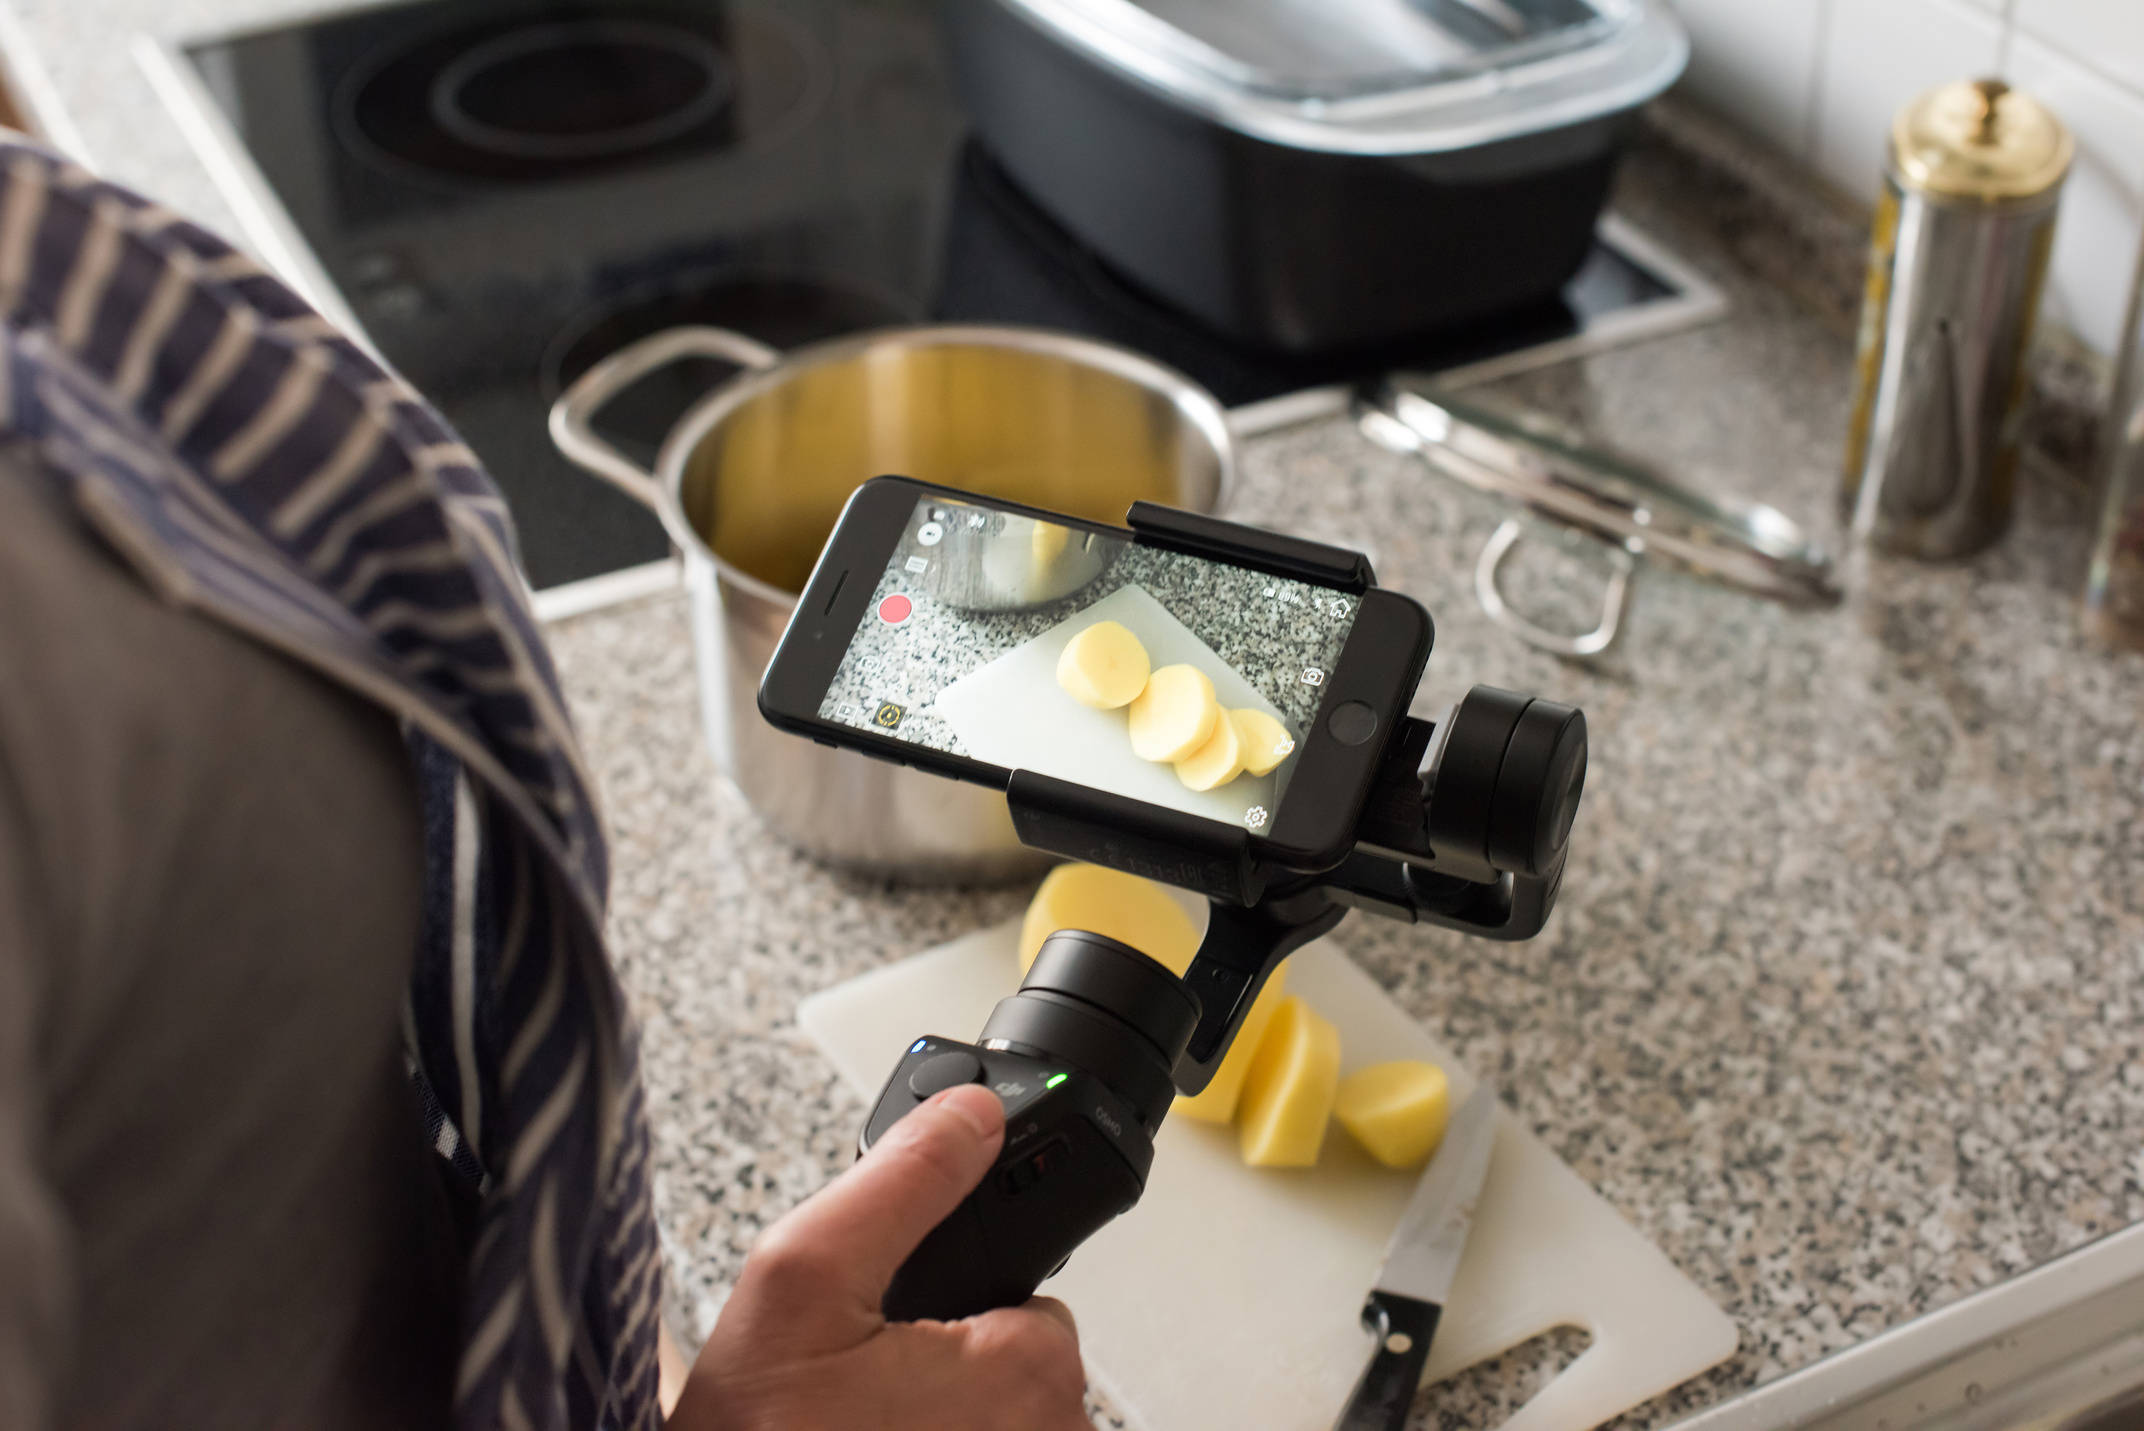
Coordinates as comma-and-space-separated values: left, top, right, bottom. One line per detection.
910, 1039, 928, 1053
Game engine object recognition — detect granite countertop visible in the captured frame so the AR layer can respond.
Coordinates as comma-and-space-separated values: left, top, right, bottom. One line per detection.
541, 153, 2144, 1429
6, 0, 2142, 1424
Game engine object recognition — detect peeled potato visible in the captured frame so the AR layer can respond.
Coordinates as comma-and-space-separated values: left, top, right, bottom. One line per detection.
1056, 621, 1151, 710
1173, 963, 1289, 1124
1175, 704, 1246, 791
1236, 996, 1341, 1167
1032, 520, 1070, 568
1017, 862, 1200, 976
1334, 1061, 1452, 1170
1128, 664, 1219, 763
1231, 708, 1296, 777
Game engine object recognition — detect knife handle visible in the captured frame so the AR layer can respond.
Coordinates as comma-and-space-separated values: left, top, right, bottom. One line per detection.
1334, 1291, 1442, 1431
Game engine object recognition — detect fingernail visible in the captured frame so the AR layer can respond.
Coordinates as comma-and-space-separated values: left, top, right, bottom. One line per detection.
932, 1083, 1003, 1140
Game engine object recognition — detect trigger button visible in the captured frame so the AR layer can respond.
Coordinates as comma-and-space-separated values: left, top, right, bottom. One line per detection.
998, 1135, 1067, 1195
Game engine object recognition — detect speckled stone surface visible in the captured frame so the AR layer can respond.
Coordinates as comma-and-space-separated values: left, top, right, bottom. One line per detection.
543, 149, 2144, 1430
824, 503, 1349, 754
5, 2, 2141, 1422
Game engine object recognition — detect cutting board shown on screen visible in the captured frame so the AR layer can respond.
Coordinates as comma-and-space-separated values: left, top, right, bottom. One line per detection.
932, 583, 1292, 831
798, 918, 1738, 1431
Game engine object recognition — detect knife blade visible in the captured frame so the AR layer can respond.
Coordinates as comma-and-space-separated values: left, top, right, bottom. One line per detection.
1333, 1080, 1502, 1431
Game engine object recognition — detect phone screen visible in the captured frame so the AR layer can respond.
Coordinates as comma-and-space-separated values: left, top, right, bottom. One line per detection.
816, 494, 1360, 834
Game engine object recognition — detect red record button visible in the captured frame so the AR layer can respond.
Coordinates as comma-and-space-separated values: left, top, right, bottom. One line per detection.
878, 594, 913, 625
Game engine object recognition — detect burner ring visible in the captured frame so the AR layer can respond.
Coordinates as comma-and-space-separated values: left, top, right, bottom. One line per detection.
427, 18, 732, 162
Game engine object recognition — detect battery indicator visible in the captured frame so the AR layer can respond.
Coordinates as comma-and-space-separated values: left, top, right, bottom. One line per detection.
1045, 1073, 1067, 1089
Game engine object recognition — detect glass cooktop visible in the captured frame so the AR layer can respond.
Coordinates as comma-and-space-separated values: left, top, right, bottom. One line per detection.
169, 0, 1715, 591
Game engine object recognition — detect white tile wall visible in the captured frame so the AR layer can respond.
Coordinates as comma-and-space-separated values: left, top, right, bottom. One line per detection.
2009, 31, 2144, 355
1670, 0, 1826, 154
1667, 0, 2144, 358
1811, 0, 2003, 204
2015, 0, 2144, 97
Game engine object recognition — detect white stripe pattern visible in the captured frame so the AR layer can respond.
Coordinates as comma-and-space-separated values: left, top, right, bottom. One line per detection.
0, 137, 660, 1430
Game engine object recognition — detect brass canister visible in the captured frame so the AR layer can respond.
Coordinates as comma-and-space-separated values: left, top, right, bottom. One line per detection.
1841, 79, 2072, 559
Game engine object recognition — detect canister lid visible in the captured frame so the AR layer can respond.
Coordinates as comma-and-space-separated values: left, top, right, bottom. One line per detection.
995, 0, 1689, 155
1890, 78, 2072, 202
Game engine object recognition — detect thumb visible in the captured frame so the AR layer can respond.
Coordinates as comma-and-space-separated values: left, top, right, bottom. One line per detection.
746, 1083, 1005, 1330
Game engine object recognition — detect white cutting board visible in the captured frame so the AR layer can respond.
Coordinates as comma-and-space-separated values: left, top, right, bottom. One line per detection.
932, 584, 1292, 831
799, 919, 1738, 1431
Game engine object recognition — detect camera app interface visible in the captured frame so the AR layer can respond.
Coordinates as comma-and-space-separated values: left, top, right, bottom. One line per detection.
819, 496, 1360, 831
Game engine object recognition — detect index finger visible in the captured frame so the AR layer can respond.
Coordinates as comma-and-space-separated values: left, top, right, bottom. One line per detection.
741, 1083, 1006, 1329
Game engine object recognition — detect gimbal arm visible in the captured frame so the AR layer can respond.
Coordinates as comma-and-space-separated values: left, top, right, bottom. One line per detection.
1171, 887, 1346, 1095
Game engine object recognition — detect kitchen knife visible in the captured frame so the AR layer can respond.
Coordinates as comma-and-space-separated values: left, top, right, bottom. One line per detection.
1334, 1080, 1502, 1431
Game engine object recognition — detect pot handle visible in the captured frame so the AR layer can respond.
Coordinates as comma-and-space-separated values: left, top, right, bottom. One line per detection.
547, 325, 782, 511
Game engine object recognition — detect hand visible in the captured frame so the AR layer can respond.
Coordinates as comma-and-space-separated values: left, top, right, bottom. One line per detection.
670, 1083, 1091, 1431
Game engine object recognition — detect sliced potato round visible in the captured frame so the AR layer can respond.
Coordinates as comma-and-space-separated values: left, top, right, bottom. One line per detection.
1236, 996, 1341, 1168
1016, 862, 1200, 976
1056, 621, 1152, 710
1127, 664, 1219, 763
1334, 1060, 1451, 1169
1175, 704, 1246, 791
1231, 708, 1296, 777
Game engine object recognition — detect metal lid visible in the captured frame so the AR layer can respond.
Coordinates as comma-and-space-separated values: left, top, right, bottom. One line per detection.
995, 0, 1688, 154
1890, 78, 2073, 203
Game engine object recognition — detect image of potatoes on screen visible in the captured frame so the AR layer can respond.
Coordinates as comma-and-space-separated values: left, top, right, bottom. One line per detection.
819, 496, 1359, 831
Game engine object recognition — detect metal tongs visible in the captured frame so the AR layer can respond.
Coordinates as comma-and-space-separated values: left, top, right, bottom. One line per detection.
1356, 382, 1839, 656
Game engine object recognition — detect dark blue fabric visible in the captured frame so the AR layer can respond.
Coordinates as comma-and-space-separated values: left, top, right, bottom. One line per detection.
0, 140, 660, 1430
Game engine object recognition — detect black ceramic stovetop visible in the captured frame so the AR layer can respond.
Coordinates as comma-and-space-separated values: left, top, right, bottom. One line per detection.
188, 0, 1680, 590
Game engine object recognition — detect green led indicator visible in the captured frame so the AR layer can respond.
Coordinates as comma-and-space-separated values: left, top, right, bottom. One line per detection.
1045, 1073, 1067, 1089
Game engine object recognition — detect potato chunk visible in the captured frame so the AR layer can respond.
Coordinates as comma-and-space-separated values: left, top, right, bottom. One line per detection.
1128, 664, 1219, 763
1032, 519, 1071, 568
1230, 708, 1296, 777
1173, 963, 1288, 1124
1334, 1061, 1451, 1169
1236, 996, 1341, 1167
1056, 621, 1151, 710
1174, 703, 1245, 791
1017, 862, 1200, 976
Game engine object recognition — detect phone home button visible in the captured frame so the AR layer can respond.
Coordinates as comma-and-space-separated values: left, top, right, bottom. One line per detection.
1327, 701, 1379, 747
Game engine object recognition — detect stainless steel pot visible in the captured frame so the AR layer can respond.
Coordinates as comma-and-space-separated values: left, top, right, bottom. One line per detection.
549, 323, 1235, 881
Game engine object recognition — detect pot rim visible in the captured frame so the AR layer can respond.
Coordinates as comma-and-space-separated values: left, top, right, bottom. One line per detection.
644, 322, 1240, 611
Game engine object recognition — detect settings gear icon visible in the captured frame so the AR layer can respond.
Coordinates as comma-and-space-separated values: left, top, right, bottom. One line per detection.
1243, 805, 1270, 829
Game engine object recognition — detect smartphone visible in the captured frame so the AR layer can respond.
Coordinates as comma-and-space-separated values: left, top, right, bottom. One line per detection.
757, 477, 1432, 870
